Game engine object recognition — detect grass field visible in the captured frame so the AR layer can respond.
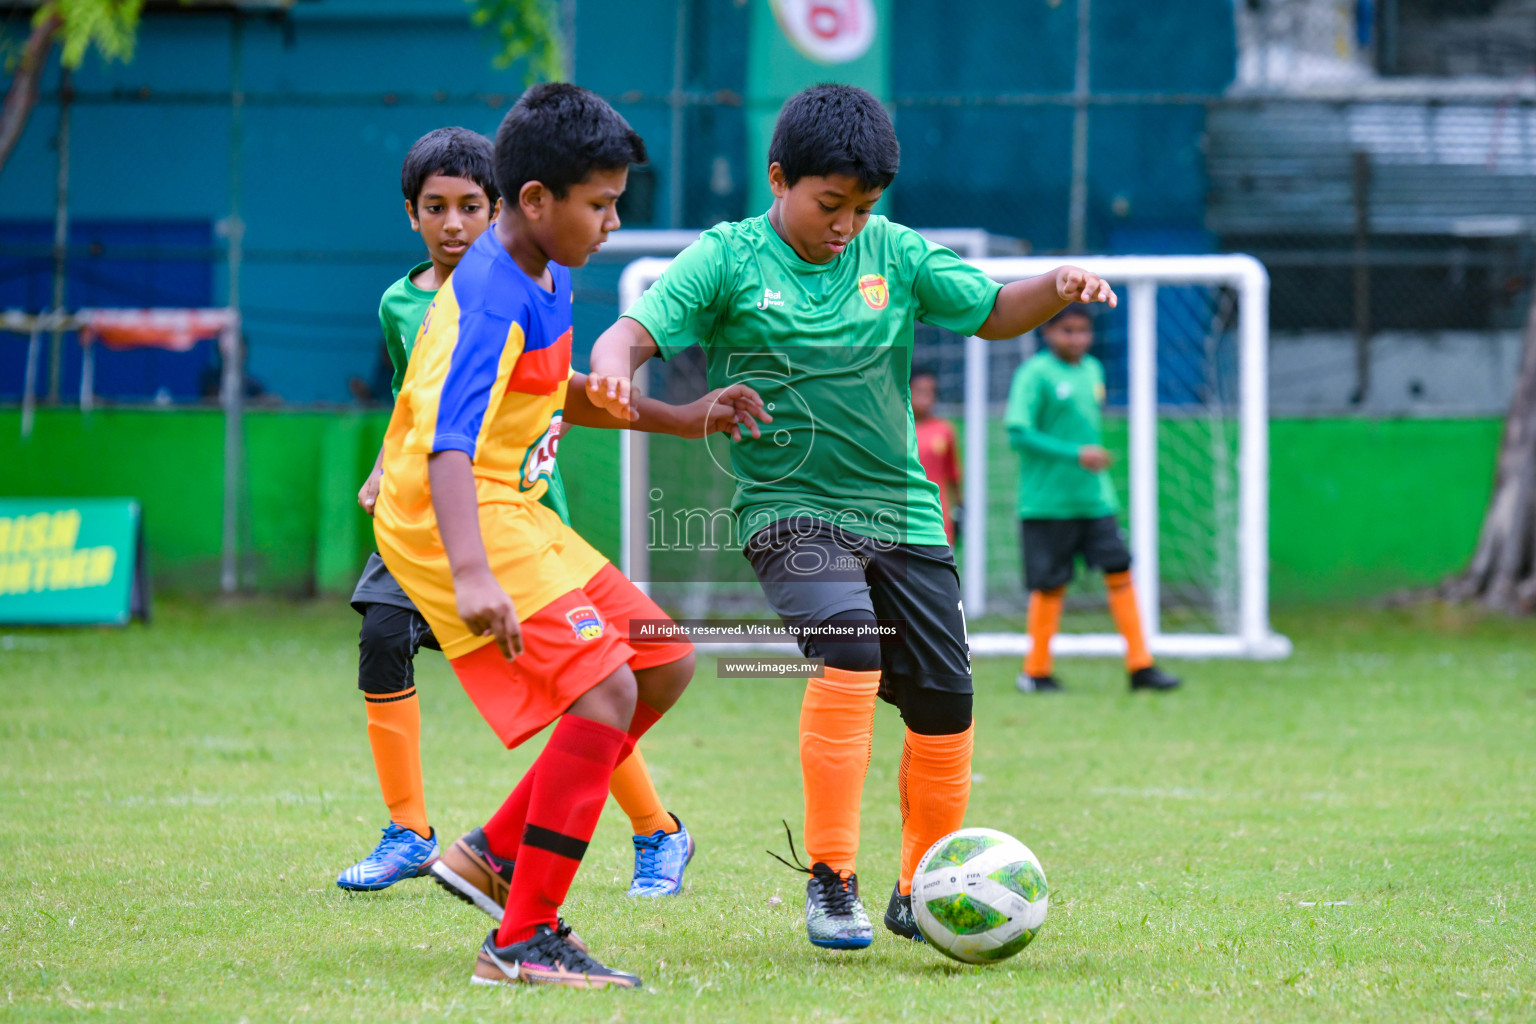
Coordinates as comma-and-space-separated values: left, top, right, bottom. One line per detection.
2, 598, 1533, 1023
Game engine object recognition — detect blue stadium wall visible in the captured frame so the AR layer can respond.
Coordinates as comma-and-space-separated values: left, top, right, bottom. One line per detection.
0, 0, 1234, 404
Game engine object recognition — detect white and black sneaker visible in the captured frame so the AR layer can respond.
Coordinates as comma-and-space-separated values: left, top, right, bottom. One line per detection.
1130, 665, 1181, 691
804, 862, 874, 950
1016, 673, 1064, 693
768, 820, 873, 950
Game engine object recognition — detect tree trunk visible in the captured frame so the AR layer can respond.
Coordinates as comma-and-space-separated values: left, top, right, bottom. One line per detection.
0, 12, 62, 176
1444, 271, 1536, 612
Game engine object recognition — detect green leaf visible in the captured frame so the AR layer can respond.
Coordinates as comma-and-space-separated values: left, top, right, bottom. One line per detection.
43, 0, 144, 69
467, 0, 566, 84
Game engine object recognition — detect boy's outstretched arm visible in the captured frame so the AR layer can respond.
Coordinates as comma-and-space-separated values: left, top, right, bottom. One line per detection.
565, 373, 772, 442
426, 450, 522, 660
975, 267, 1117, 341
585, 317, 660, 421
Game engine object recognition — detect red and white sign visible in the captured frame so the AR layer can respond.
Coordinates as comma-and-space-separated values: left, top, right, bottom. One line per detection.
770, 0, 877, 65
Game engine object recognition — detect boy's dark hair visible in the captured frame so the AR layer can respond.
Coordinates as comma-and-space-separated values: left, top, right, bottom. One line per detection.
494, 83, 648, 202
769, 83, 899, 192
910, 367, 939, 383
400, 127, 500, 209
1046, 303, 1095, 326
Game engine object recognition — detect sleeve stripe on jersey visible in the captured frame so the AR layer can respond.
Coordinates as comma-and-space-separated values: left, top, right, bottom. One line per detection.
432, 311, 520, 458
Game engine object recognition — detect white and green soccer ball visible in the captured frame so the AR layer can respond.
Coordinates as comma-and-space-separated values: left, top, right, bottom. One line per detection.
912, 827, 1049, 964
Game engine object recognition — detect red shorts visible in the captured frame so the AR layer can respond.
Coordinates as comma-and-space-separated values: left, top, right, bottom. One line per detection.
449, 565, 694, 749
580, 562, 695, 671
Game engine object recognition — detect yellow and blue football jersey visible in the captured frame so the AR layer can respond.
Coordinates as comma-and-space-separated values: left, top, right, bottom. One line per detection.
374, 230, 607, 657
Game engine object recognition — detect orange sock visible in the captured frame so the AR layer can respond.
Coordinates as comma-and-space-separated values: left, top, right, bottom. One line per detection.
1106, 570, 1154, 671
1024, 588, 1064, 678
799, 667, 881, 874
364, 689, 430, 839
898, 723, 974, 894
609, 746, 676, 835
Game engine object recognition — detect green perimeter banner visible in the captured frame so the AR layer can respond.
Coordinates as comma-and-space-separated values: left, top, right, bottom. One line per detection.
0, 498, 148, 625
747, 0, 891, 215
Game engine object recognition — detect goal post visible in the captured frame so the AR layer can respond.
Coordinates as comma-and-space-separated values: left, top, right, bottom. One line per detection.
616, 252, 1290, 661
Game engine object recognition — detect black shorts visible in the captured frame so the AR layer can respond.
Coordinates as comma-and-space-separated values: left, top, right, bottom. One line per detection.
351, 553, 440, 694
351, 551, 417, 613
356, 602, 441, 694
1020, 515, 1132, 592
743, 516, 971, 703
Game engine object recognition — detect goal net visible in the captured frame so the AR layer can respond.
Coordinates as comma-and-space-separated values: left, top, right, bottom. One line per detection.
616, 253, 1289, 660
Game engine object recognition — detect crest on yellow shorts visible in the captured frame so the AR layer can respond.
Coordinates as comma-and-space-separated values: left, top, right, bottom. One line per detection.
858, 274, 889, 311
566, 605, 604, 642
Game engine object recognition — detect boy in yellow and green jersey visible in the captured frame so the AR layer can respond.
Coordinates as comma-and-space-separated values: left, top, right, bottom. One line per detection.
1004, 303, 1182, 695
586, 84, 1120, 950
338, 126, 703, 898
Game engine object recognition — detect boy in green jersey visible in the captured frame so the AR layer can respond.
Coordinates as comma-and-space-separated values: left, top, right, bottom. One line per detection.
339, 127, 730, 898
585, 84, 1117, 950
1005, 304, 1182, 695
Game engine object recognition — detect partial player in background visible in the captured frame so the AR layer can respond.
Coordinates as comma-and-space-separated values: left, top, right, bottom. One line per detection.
338, 126, 707, 899
376, 85, 765, 989
587, 84, 1117, 952
1004, 303, 1182, 694
910, 369, 962, 548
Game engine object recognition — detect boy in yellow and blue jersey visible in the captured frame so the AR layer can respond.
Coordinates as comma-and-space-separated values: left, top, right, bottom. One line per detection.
375, 85, 765, 989
339, 127, 735, 900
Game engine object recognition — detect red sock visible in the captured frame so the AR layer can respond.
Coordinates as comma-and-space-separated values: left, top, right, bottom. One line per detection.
497, 715, 627, 946
483, 701, 664, 861
482, 769, 535, 860
615, 700, 663, 765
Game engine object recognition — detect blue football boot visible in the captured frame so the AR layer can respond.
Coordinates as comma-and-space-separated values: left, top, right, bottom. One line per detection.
336, 822, 439, 891
626, 813, 695, 897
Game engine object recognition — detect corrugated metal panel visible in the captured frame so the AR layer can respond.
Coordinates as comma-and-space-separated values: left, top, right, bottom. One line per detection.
1207, 101, 1536, 237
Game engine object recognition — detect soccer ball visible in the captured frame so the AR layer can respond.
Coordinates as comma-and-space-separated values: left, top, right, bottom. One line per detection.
912, 827, 1049, 964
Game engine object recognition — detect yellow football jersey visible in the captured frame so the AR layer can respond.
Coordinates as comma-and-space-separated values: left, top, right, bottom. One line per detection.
374, 232, 606, 656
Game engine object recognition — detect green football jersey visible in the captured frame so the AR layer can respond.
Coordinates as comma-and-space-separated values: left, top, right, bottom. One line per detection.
377, 261, 572, 525
626, 214, 1001, 546
1003, 349, 1119, 520
378, 261, 436, 401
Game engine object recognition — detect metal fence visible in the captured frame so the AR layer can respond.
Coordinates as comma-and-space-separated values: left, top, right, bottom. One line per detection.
2, 0, 1532, 415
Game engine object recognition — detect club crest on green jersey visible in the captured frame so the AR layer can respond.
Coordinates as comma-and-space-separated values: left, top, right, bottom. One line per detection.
756, 287, 784, 310
858, 273, 889, 310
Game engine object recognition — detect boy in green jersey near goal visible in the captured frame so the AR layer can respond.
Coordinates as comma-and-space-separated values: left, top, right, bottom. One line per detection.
586, 84, 1118, 950
1005, 303, 1182, 695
